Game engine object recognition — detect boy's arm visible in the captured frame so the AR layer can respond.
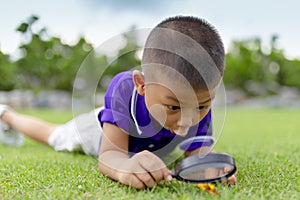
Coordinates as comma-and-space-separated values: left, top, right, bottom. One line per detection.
98, 122, 172, 189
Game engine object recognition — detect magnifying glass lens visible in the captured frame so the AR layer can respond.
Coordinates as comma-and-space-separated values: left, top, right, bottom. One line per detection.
178, 163, 234, 181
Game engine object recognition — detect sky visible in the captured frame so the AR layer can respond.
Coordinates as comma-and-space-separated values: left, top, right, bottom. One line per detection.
0, 0, 300, 59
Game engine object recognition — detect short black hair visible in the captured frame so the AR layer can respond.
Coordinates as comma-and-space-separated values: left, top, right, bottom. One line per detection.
142, 16, 225, 90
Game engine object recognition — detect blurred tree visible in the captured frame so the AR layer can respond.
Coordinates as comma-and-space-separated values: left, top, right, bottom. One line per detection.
266, 35, 300, 89
0, 50, 16, 90
224, 38, 267, 95
2, 14, 300, 96
115, 26, 141, 71
15, 15, 100, 91
224, 35, 300, 96
283, 59, 300, 89
16, 15, 38, 33
100, 26, 141, 89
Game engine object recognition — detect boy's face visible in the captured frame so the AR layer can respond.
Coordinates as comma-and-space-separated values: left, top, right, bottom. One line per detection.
134, 71, 216, 137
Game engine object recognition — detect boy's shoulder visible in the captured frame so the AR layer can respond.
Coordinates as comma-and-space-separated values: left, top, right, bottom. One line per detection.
108, 71, 134, 89
110, 71, 133, 83
105, 71, 135, 98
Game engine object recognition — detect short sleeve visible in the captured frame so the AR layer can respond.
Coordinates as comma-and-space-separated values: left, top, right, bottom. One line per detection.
98, 72, 135, 133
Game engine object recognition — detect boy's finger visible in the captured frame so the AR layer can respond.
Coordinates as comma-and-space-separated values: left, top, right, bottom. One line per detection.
148, 168, 163, 183
140, 160, 171, 182
135, 171, 156, 188
138, 151, 172, 182
224, 166, 238, 177
119, 172, 146, 189
227, 175, 237, 184
223, 166, 237, 184
163, 169, 172, 181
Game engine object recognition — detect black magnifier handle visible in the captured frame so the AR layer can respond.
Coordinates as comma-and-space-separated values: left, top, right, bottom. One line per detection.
170, 171, 182, 182
171, 172, 176, 178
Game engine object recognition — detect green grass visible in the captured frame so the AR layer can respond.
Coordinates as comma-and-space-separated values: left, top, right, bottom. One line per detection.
1, 108, 300, 199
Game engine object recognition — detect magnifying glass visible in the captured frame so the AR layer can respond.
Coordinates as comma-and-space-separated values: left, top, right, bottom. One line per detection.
178, 136, 216, 151
171, 153, 236, 183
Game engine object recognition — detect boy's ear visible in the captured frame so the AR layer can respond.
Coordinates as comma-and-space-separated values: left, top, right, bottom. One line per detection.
132, 70, 145, 96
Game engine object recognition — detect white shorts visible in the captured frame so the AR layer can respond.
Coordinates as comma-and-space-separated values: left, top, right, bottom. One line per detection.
48, 108, 103, 157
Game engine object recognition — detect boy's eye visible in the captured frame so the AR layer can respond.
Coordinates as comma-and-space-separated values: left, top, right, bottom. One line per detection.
197, 106, 208, 111
167, 105, 180, 111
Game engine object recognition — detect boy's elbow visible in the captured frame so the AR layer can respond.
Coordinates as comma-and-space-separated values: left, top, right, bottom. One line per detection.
97, 157, 112, 179
97, 154, 106, 173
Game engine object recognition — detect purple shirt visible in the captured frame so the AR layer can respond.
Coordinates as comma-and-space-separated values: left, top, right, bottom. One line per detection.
98, 71, 212, 157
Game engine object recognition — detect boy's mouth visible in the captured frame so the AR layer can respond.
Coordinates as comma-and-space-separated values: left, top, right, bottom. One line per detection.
170, 128, 189, 137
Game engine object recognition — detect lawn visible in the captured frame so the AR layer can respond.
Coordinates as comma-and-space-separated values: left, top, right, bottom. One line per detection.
0, 108, 300, 199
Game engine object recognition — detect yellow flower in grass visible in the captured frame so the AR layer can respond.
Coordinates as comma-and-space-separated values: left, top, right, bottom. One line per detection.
196, 183, 219, 195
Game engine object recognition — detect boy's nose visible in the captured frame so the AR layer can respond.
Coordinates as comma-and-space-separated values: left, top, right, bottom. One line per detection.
177, 113, 193, 128
176, 117, 193, 136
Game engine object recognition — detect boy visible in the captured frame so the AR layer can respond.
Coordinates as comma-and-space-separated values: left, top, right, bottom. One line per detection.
0, 16, 236, 189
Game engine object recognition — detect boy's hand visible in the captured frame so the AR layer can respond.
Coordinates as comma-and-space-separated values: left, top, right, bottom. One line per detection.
224, 167, 237, 184
117, 150, 172, 189
219, 153, 237, 184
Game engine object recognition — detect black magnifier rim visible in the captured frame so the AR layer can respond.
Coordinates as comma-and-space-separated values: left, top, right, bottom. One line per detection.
173, 153, 236, 183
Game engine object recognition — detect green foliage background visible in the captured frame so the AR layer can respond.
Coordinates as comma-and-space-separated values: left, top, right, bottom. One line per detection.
1, 15, 300, 96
